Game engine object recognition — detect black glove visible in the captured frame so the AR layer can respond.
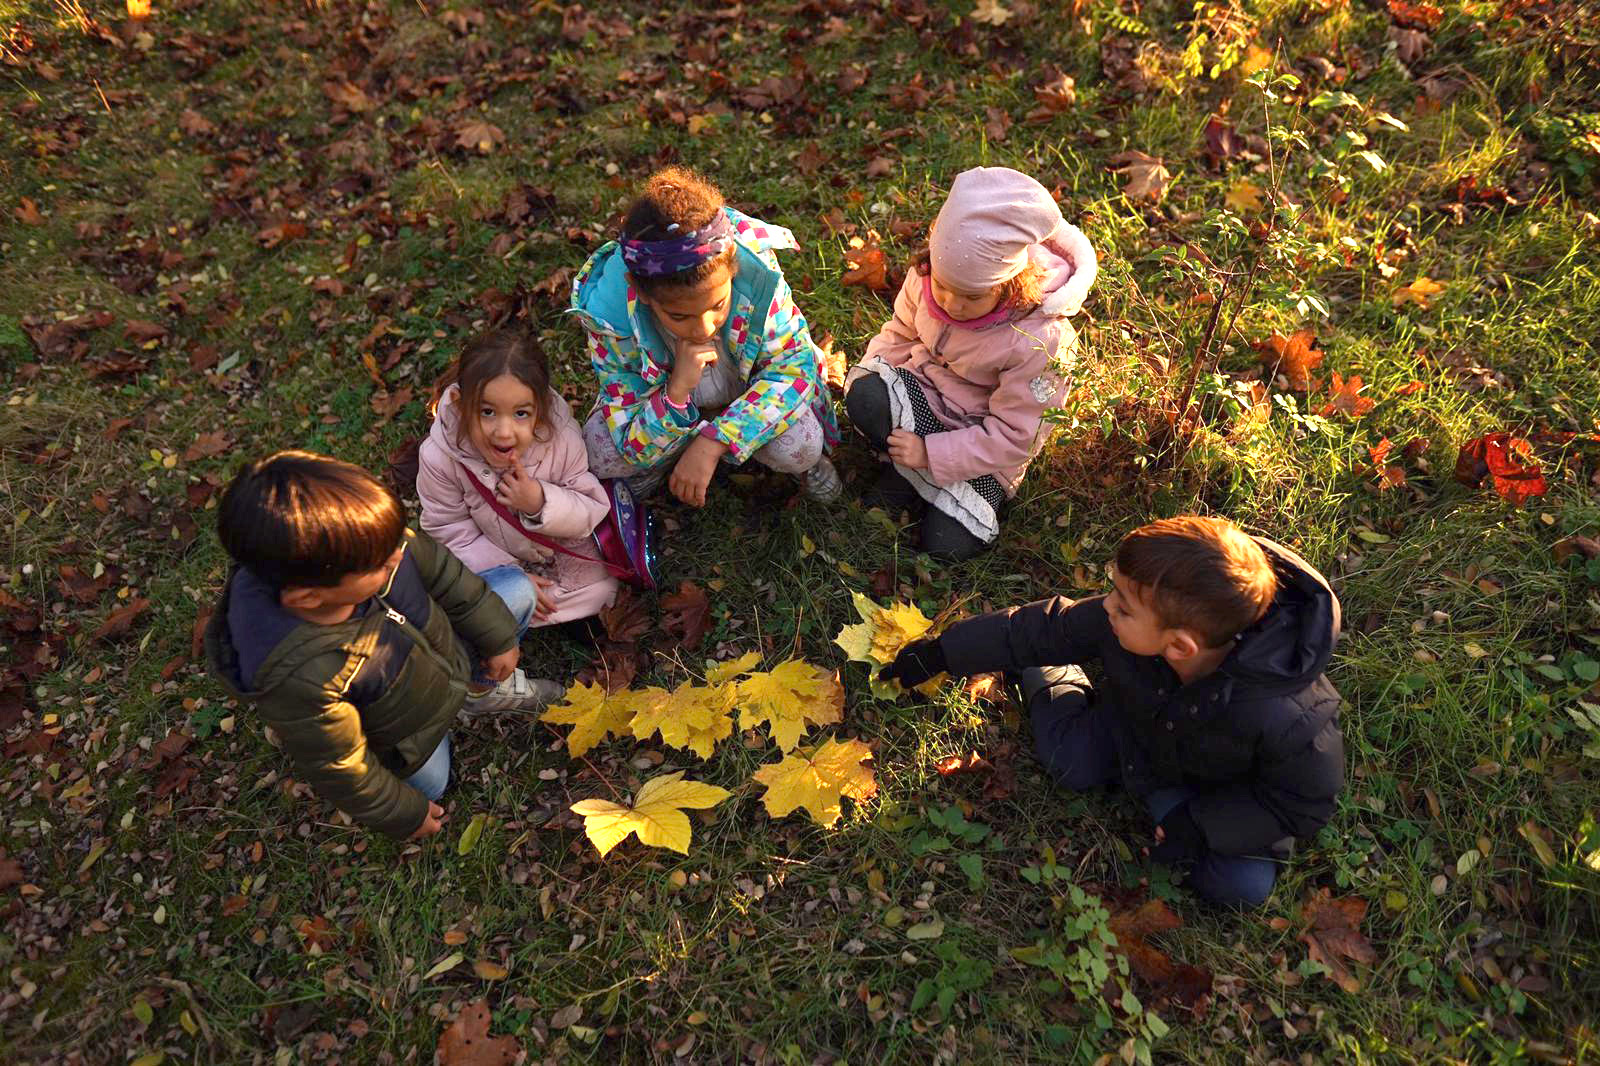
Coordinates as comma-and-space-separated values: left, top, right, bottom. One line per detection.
1150, 803, 1208, 869
878, 638, 948, 688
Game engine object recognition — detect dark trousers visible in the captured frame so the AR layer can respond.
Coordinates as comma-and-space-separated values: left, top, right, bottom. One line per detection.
843, 374, 987, 562
1024, 666, 1279, 908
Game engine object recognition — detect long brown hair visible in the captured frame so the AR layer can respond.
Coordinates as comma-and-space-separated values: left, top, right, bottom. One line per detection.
432, 327, 554, 448
620, 165, 739, 297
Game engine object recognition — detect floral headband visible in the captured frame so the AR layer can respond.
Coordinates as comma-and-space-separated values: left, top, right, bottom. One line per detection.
620, 210, 734, 278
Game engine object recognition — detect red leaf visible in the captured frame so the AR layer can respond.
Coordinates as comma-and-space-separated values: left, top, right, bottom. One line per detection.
0, 852, 24, 891
660, 580, 712, 650
1454, 433, 1547, 505
935, 751, 994, 776
153, 758, 197, 798
438, 999, 521, 1066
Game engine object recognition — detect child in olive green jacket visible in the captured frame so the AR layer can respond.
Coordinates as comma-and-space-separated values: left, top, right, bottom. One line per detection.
204, 451, 560, 840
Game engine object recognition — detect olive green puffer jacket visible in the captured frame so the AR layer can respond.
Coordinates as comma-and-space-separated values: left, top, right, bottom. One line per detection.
205, 529, 518, 838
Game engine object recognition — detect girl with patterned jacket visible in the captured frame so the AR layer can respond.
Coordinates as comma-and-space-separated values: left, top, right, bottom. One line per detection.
569, 166, 841, 508
845, 166, 1098, 561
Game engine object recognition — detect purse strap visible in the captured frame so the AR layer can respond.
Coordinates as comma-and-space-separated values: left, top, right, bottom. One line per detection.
457, 462, 631, 580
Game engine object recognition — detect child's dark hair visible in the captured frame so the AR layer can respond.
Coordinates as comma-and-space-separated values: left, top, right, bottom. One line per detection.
1114, 516, 1278, 648
217, 450, 406, 589
911, 245, 1047, 310
433, 327, 554, 448
620, 165, 738, 295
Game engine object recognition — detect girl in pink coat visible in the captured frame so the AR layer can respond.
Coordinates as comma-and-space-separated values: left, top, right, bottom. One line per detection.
417, 328, 620, 635
845, 167, 1098, 561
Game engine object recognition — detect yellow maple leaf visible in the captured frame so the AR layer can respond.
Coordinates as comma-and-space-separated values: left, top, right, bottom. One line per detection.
1224, 180, 1264, 213
539, 681, 634, 758
569, 772, 731, 857
871, 602, 934, 662
835, 592, 939, 698
706, 651, 762, 686
736, 660, 845, 751
752, 737, 878, 828
629, 684, 735, 760
1391, 276, 1444, 309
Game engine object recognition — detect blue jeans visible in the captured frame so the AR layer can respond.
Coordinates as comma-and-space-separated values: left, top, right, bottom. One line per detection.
473, 565, 536, 684
403, 732, 451, 801
1025, 667, 1280, 909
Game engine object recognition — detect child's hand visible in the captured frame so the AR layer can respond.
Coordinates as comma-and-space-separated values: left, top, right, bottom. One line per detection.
409, 801, 446, 840
482, 646, 519, 682
887, 430, 929, 470
530, 573, 558, 621
495, 465, 546, 516
669, 435, 726, 508
665, 339, 720, 405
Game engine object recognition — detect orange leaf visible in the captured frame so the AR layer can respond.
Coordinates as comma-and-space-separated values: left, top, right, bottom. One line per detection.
841, 233, 891, 292
1254, 329, 1324, 391
14, 198, 45, 226
1317, 372, 1375, 417
660, 580, 712, 650
1394, 380, 1426, 396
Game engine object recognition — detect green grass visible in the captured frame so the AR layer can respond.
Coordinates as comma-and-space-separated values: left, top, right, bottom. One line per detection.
3, 0, 1600, 1063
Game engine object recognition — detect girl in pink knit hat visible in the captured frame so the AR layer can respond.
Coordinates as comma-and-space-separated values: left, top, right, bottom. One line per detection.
844, 166, 1097, 561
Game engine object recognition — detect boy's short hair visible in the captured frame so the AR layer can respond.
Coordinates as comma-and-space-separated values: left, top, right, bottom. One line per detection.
217, 450, 406, 589
1114, 516, 1278, 648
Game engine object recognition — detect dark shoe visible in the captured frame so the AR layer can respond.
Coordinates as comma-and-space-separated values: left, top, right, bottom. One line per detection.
861, 464, 922, 514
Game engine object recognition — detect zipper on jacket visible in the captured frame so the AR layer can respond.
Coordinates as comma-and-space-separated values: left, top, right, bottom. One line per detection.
376, 595, 460, 682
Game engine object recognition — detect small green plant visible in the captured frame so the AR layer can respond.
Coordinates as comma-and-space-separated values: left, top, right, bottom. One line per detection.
1010, 880, 1172, 1065
909, 941, 994, 1017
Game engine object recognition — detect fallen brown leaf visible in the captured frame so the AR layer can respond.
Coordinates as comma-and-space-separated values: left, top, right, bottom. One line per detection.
1298, 888, 1377, 993
660, 580, 712, 650
93, 598, 150, 642
1108, 151, 1173, 202
437, 999, 521, 1066
183, 430, 232, 462
1108, 898, 1213, 1011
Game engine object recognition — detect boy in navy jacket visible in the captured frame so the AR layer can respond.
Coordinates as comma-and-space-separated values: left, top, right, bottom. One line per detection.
883, 516, 1345, 907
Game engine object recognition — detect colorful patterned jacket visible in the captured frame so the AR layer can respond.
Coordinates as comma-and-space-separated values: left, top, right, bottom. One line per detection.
568, 208, 839, 467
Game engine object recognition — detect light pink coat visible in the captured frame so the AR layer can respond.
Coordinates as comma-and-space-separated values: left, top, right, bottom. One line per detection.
417, 385, 619, 625
862, 228, 1096, 493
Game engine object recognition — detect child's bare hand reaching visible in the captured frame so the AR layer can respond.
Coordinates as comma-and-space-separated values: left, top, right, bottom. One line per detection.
887, 429, 929, 470
495, 465, 545, 516
408, 801, 446, 840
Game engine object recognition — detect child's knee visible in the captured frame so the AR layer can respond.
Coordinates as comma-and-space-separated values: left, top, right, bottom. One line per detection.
844, 376, 892, 442
483, 567, 537, 627
1191, 857, 1278, 909
757, 420, 825, 474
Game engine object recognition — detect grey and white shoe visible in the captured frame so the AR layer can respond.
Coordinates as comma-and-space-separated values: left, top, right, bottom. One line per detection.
463, 668, 565, 713
799, 456, 844, 503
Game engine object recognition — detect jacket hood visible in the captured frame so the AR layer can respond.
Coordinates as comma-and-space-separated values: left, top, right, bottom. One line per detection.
205, 566, 353, 698
1221, 537, 1340, 696
1035, 223, 1098, 318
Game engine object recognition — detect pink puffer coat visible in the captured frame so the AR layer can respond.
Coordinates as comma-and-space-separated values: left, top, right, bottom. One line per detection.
417, 385, 619, 625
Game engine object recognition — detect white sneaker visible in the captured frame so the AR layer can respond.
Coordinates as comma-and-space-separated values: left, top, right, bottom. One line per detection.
800, 457, 844, 503
463, 668, 564, 712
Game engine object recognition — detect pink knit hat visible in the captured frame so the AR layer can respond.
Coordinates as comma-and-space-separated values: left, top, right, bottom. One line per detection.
929, 167, 1065, 293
